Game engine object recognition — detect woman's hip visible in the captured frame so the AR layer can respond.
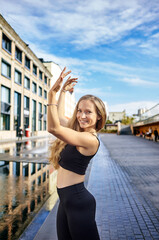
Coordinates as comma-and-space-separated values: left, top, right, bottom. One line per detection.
57, 182, 96, 208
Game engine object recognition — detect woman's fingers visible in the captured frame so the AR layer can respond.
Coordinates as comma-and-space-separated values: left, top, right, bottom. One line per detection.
64, 70, 71, 78
67, 77, 78, 83
61, 67, 71, 78
61, 67, 66, 75
67, 76, 71, 81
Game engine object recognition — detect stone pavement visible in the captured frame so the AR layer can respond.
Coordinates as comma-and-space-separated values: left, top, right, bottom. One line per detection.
91, 135, 159, 240
32, 134, 159, 239
100, 134, 159, 212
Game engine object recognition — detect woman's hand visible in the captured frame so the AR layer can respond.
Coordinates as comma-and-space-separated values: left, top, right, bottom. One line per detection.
62, 76, 78, 94
48, 67, 71, 95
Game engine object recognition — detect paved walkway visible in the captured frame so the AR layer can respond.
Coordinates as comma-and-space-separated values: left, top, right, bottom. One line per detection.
31, 134, 159, 240
100, 134, 159, 212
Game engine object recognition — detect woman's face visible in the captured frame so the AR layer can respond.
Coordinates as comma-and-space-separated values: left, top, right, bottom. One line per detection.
76, 99, 100, 131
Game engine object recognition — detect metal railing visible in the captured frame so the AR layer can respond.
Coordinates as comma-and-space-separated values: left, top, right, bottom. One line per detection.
134, 104, 159, 126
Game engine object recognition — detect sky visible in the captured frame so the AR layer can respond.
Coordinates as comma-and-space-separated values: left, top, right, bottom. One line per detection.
1, 0, 159, 116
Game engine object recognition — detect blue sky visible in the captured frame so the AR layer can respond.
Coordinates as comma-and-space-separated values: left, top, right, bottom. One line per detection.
1, 0, 159, 115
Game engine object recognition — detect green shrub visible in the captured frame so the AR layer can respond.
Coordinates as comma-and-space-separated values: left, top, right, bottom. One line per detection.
99, 129, 117, 133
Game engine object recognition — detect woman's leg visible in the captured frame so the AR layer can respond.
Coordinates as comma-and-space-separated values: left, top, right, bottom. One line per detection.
56, 201, 72, 240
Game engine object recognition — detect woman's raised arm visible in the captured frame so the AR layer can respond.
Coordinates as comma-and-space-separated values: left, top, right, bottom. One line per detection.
57, 75, 78, 127
47, 68, 97, 149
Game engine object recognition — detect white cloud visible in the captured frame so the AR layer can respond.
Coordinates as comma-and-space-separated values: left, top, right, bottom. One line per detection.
76, 87, 104, 95
28, 43, 159, 88
109, 100, 158, 116
1, 0, 159, 50
139, 32, 159, 57
122, 38, 142, 47
121, 77, 158, 86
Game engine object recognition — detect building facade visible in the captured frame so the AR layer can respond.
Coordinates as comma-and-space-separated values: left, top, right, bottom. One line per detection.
133, 104, 159, 137
0, 15, 51, 140
107, 110, 125, 124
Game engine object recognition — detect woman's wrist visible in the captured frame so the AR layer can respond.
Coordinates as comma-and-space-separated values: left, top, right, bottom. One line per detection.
48, 93, 56, 103
47, 103, 58, 106
61, 89, 67, 93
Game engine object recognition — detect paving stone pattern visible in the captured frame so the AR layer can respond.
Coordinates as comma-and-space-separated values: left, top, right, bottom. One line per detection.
88, 137, 159, 239
100, 134, 159, 212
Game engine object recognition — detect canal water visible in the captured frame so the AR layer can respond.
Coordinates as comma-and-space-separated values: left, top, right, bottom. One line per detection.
0, 139, 58, 240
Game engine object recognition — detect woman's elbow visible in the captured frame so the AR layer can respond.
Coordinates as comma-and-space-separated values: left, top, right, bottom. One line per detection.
48, 127, 60, 135
48, 127, 56, 135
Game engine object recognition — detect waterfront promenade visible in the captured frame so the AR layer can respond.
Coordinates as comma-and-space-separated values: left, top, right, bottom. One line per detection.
31, 134, 159, 240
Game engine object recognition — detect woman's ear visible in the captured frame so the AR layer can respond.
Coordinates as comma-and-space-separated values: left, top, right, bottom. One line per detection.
97, 115, 101, 120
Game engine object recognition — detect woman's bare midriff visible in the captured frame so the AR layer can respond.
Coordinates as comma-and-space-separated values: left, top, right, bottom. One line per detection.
57, 166, 85, 188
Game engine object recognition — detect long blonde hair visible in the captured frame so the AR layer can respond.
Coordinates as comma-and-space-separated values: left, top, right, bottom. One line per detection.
48, 95, 106, 169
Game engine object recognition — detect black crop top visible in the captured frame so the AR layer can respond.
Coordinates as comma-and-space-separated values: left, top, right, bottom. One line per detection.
59, 135, 100, 175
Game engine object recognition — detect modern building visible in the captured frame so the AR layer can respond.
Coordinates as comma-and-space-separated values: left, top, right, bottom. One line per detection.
133, 103, 159, 136
107, 110, 126, 124
0, 15, 76, 140
0, 14, 52, 140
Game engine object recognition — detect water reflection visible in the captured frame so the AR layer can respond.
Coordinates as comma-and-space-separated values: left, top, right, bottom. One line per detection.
0, 138, 48, 158
0, 160, 57, 240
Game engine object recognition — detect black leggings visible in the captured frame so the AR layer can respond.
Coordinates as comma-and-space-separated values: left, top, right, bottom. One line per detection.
56, 182, 100, 240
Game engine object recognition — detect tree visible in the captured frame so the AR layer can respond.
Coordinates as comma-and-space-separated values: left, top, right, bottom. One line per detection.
106, 120, 113, 124
121, 113, 134, 125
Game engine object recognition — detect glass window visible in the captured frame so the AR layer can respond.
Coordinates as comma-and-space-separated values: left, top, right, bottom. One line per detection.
43, 105, 47, 130
44, 105, 47, 114
2, 33, 12, 54
24, 76, 30, 89
15, 69, 22, 85
1, 59, 11, 79
1, 86, 10, 103
15, 46, 22, 62
39, 102, 42, 113
39, 70, 43, 80
14, 92, 21, 133
38, 103, 42, 130
39, 86, 42, 97
24, 96, 30, 129
44, 90, 47, 99
24, 96, 29, 110
44, 76, 47, 84
32, 82, 37, 93
0, 114, 10, 130
25, 56, 30, 69
32, 100, 36, 131
0, 86, 10, 130
33, 64, 37, 75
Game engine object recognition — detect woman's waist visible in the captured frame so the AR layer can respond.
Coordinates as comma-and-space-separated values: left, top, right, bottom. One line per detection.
57, 166, 85, 188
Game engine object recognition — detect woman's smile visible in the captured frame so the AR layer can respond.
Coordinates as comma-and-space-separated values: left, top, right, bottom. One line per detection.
79, 120, 88, 124
77, 100, 98, 131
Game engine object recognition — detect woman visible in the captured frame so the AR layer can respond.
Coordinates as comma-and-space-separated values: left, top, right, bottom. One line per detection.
48, 67, 106, 240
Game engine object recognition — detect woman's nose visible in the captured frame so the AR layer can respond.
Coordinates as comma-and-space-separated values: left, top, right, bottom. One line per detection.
81, 112, 86, 118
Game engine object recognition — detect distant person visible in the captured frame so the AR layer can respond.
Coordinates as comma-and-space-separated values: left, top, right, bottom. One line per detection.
148, 127, 152, 140
154, 128, 158, 142
48, 67, 106, 239
18, 126, 23, 140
